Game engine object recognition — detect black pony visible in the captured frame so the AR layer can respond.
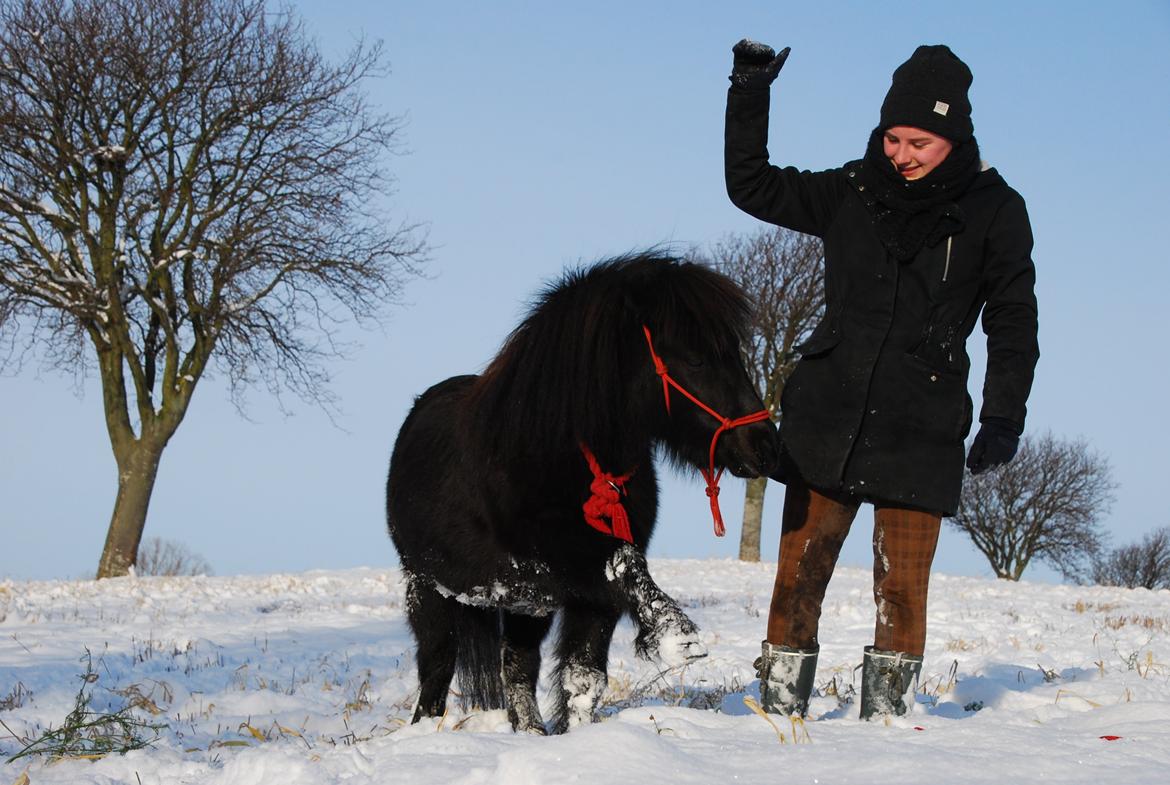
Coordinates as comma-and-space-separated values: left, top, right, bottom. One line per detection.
386, 253, 778, 733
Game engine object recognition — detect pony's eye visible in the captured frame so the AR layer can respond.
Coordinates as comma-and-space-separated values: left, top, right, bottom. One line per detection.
684, 357, 705, 369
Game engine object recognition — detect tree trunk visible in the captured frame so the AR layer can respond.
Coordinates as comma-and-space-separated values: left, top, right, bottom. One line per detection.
738, 476, 768, 562
96, 440, 166, 579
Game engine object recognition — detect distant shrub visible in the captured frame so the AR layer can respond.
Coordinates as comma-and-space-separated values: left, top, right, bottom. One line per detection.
1092, 527, 1170, 590
135, 538, 213, 577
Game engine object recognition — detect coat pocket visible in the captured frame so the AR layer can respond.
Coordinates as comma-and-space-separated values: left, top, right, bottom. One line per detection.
902, 351, 961, 382
900, 353, 968, 443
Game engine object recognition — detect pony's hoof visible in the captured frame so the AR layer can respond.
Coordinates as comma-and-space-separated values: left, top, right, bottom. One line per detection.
635, 610, 707, 666
655, 630, 709, 667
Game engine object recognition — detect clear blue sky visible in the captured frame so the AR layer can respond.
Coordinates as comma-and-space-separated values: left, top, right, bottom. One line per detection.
2, 1, 1168, 582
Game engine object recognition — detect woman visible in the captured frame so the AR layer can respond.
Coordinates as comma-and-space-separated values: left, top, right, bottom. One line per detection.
724, 42, 1039, 719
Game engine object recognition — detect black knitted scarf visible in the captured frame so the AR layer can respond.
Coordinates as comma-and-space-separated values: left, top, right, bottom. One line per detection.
857, 127, 982, 261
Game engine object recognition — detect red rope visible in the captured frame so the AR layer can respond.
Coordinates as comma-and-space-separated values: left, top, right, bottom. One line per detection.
580, 444, 634, 543
641, 326, 771, 537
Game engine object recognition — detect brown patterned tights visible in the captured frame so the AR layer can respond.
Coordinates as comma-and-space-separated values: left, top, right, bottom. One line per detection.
765, 481, 941, 656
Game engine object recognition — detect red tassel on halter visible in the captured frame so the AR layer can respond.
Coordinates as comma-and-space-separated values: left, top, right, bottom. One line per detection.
580, 444, 635, 543
701, 468, 727, 537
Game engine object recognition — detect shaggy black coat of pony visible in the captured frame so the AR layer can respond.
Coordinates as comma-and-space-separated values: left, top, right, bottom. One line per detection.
386, 253, 778, 733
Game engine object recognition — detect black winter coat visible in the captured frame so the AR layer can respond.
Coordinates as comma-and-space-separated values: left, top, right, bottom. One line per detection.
725, 86, 1039, 515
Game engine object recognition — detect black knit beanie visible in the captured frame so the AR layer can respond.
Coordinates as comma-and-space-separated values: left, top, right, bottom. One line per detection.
879, 45, 973, 143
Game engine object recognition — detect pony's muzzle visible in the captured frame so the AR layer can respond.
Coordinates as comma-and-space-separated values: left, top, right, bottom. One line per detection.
721, 419, 781, 479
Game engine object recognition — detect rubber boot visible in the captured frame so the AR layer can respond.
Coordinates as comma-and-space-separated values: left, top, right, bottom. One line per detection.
754, 641, 818, 716
859, 646, 921, 720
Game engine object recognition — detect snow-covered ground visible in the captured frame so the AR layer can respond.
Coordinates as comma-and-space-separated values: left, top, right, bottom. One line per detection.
1, 560, 1167, 784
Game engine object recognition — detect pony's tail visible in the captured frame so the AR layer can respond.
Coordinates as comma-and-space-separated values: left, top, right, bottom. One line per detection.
453, 605, 506, 712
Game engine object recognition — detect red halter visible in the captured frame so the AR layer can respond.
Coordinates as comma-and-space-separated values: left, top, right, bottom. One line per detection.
641, 325, 771, 536
578, 326, 771, 541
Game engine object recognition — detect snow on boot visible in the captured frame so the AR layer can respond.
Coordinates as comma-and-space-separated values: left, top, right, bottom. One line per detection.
754, 641, 818, 716
859, 646, 922, 720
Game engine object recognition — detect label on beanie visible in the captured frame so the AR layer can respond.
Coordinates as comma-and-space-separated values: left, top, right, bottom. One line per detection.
933, 101, 950, 116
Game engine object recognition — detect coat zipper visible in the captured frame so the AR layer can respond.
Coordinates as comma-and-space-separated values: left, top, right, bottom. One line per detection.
942, 236, 953, 282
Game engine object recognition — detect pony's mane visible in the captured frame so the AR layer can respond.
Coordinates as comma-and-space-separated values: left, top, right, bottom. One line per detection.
468, 253, 752, 461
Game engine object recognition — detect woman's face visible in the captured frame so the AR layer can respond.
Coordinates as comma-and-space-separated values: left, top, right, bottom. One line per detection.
882, 126, 954, 180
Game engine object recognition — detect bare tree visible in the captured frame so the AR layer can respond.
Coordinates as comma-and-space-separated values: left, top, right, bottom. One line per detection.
0, 0, 425, 578
135, 536, 212, 577
706, 226, 824, 561
1092, 527, 1170, 590
948, 433, 1115, 581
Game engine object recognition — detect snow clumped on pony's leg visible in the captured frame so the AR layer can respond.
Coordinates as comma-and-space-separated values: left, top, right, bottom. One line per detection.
607, 544, 707, 666
548, 604, 621, 733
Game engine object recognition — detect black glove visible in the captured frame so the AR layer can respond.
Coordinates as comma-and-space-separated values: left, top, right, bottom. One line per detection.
729, 39, 791, 90
965, 418, 1021, 475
